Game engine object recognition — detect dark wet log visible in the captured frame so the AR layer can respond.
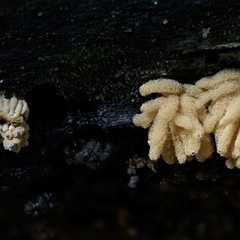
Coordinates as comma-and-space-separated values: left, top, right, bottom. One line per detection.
1, 0, 240, 239
1, 0, 240, 149
1, 0, 240, 99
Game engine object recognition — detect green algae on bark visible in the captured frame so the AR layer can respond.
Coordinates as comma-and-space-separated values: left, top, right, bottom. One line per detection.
35, 43, 169, 104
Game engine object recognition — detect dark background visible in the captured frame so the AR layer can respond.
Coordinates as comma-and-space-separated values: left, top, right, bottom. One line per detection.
1, 0, 240, 239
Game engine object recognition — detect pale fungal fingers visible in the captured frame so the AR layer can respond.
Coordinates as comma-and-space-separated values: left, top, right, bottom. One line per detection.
133, 111, 158, 129
9, 96, 18, 116
139, 79, 183, 96
140, 97, 166, 112
225, 158, 236, 169
6, 115, 24, 125
183, 132, 201, 157
236, 158, 240, 168
215, 121, 238, 157
14, 100, 23, 116
148, 95, 179, 160
173, 114, 193, 131
133, 98, 165, 128
5, 130, 14, 140
24, 108, 29, 120
195, 80, 240, 109
0, 100, 4, 117
170, 124, 187, 164
0, 93, 30, 153
2, 99, 10, 116
232, 126, 240, 159
196, 69, 240, 89
2, 123, 9, 132
203, 95, 232, 133
183, 84, 203, 97
196, 133, 214, 162
219, 94, 240, 128
148, 122, 168, 161
161, 127, 177, 164
133, 69, 240, 169
180, 94, 196, 117
180, 94, 204, 138
21, 100, 29, 120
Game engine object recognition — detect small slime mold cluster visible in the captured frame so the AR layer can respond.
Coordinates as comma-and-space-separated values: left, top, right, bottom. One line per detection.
133, 69, 240, 169
0, 92, 29, 153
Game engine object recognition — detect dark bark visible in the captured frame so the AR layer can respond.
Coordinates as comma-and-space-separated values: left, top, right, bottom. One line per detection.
1, 0, 240, 239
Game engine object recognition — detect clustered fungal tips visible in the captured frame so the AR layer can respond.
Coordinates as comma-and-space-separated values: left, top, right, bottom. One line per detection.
133, 69, 240, 169
0, 92, 29, 153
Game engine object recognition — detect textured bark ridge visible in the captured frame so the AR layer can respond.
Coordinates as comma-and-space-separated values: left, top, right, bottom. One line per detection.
1, 0, 240, 239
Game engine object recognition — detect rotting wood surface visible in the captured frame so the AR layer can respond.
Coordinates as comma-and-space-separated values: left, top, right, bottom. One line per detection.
1, 0, 240, 239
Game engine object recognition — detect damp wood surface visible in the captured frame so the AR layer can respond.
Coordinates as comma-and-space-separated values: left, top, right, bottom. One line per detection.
1, 0, 240, 239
